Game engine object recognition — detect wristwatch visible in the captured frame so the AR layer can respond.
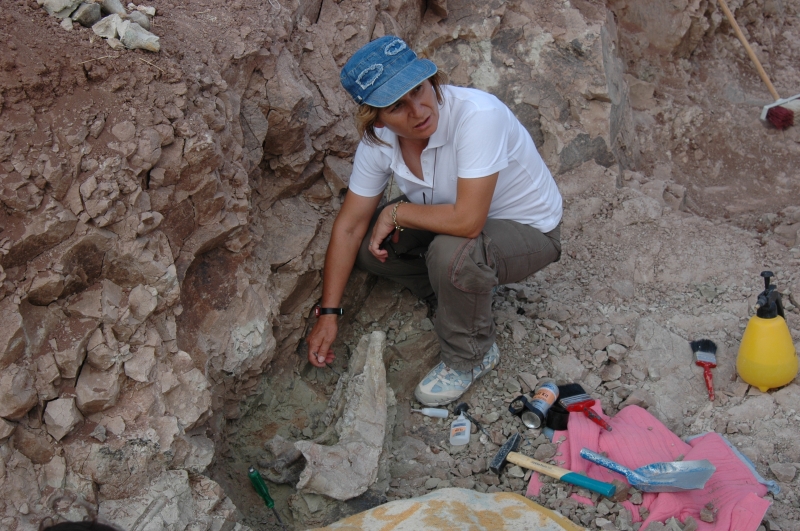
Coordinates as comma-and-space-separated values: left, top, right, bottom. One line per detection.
315, 306, 343, 317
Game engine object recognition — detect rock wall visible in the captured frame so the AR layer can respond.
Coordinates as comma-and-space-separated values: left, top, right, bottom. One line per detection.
1, 0, 766, 528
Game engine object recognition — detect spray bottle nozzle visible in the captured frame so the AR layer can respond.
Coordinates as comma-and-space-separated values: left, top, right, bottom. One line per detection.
761, 270, 774, 290
756, 271, 785, 319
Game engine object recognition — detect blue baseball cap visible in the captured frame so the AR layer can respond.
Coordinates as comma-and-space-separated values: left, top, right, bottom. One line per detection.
340, 36, 438, 108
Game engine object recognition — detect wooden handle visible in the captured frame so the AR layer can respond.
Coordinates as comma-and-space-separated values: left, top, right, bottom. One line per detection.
717, 0, 780, 100
507, 452, 570, 479
506, 452, 617, 498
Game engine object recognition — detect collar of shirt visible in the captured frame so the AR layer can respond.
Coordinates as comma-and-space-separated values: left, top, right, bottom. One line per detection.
375, 89, 451, 189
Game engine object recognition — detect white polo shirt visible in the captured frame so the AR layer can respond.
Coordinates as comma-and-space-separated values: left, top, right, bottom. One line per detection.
348, 85, 563, 233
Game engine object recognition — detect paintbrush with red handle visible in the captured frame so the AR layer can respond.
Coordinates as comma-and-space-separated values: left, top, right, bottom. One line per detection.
559, 394, 612, 431
690, 339, 718, 401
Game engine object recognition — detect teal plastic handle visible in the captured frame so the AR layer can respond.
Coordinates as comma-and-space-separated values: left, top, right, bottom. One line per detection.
561, 471, 617, 498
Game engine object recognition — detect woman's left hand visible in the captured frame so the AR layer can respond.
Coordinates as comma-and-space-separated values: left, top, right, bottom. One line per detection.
368, 207, 400, 262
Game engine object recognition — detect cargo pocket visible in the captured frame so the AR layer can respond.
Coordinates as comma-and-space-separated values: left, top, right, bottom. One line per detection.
449, 235, 498, 294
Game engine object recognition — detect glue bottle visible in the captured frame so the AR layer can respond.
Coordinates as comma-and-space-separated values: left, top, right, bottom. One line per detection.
449, 412, 471, 446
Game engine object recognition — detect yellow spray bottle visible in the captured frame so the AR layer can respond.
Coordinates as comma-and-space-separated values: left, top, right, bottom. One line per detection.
737, 271, 798, 392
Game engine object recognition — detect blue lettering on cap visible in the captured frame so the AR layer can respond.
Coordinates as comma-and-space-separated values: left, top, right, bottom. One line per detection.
356, 64, 383, 90
384, 39, 407, 56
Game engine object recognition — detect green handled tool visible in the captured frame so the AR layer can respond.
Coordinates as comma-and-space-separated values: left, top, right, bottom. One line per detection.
248, 466, 287, 530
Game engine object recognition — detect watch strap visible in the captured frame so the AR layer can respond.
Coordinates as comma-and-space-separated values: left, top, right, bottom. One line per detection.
315, 306, 343, 316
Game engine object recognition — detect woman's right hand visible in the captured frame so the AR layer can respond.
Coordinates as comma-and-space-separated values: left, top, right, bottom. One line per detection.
306, 315, 338, 368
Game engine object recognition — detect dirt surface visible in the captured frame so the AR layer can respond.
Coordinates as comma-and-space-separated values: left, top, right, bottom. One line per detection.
3, 0, 800, 530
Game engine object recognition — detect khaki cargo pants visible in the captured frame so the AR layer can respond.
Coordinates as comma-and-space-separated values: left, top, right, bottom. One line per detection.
355, 200, 561, 371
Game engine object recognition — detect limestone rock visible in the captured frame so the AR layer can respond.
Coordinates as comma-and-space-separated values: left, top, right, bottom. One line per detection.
128, 284, 158, 321
97, 470, 246, 531
49, 315, 98, 379
120, 22, 160, 52
27, 271, 65, 305
124, 346, 155, 382
12, 424, 56, 464
150, 415, 179, 449
92, 13, 123, 39
100, 0, 126, 15
551, 352, 585, 382
0, 417, 16, 440
127, 10, 150, 30
103, 231, 174, 289
174, 435, 215, 473
769, 462, 797, 483
86, 328, 120, 370
0, 365, 37, 420
73, 3, 102, 27
322, 156, 352, 196
164, 367, 212, 430
0, 298, 25, 369
42, 0, 81, 17
111, 120, 136, 142
44, 397, 84, 441
43, 455, 67, 490
35, 351, 61, 401
219, 286, 274, 376
75, 362, 123, 415
56, 229, 116, 296
0, 197, 78, 269
295, 332, 389, 500
774, 384, 800, 412
612, 196, 663, 226
625, 319, 701, 430
601, 363, 622, 382
263, 51, 314, 156
727, 395, 776, 423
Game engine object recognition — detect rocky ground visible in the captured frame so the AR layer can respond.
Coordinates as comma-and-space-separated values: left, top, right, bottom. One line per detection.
215, 160, 800, 531
2, 0, 800, 530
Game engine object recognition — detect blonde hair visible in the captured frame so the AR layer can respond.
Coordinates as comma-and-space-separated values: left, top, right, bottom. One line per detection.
355, 72, 446, 147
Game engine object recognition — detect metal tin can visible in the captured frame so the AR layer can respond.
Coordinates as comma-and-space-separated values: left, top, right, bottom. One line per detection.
521, 378, 559, 429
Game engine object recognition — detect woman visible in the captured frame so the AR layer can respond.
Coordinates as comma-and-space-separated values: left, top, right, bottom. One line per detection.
306, 35, 563, 406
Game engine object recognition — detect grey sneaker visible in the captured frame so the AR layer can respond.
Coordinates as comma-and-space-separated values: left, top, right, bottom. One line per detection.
414, 343, 500, 406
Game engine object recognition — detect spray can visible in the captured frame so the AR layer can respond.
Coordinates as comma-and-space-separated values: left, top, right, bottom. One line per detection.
521, 378, 559, 429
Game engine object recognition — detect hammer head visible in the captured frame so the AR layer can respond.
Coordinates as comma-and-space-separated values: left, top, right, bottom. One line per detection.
489, 432, 521, 475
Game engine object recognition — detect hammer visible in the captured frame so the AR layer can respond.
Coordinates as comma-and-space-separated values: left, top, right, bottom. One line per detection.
490, 433, 626, 500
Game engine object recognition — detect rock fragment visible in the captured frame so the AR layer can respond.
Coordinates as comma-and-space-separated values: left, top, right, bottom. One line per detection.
92, 14, 123, 39
0, 418, 16, 440
0, 365, 37, 420
100, 0, 126, 15
75, 362, 123, 414
72, 3, 101, 27
120, 22, 160, 52
0, 298, 25, 369
44, 397, 84, 441
769, 462, 797, 483
127, 10, 150, 30
42, 0, 81, 18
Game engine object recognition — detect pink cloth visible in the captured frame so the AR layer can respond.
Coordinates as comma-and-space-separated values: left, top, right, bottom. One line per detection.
527, 405, 770, 531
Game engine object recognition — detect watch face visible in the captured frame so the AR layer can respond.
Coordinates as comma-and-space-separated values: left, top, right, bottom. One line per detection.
314, 306, 320, 317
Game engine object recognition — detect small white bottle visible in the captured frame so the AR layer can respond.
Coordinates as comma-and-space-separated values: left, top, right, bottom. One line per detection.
449, 412, 471, 446
411, 408, 449, 418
